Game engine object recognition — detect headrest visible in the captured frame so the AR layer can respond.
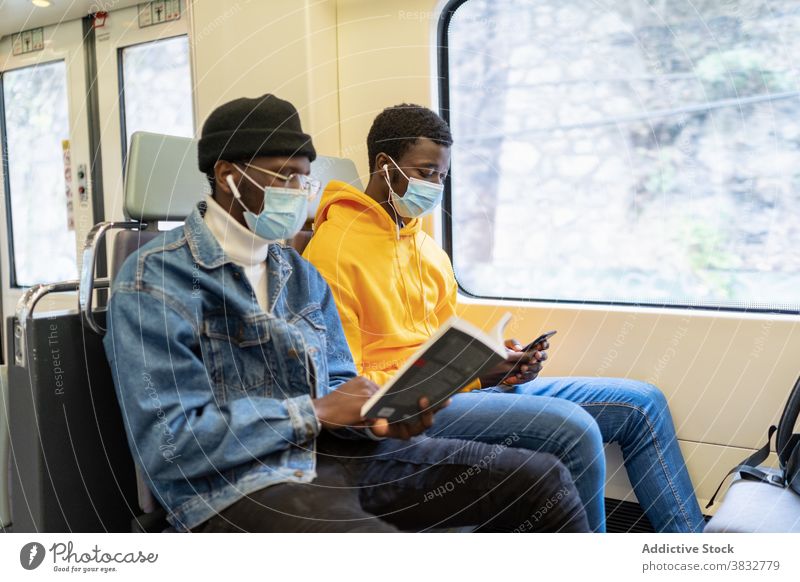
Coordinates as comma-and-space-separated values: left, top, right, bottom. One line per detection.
124, 131, 362, 223
124, 131, 210, 222
308, 156, 362, 220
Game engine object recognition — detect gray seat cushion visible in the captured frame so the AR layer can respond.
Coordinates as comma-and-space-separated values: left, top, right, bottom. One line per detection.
704, 468, 800, 532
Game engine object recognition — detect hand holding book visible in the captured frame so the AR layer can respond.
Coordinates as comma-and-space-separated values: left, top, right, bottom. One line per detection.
313, 377, 447, 440
368, 396, 450, 439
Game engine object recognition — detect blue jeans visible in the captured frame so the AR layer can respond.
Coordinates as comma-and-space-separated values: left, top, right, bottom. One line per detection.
428, 377, 705, 533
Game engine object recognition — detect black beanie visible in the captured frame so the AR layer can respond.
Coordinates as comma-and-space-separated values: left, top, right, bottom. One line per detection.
198, 94, 317, 175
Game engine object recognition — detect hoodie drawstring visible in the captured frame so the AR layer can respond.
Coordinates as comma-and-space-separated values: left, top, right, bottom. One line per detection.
413, 236, 434, 336
392, 228, 435, 337
393, 229, 417, 333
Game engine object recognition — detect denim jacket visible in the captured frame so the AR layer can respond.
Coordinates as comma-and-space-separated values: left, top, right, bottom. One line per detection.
103, 202, 360, 531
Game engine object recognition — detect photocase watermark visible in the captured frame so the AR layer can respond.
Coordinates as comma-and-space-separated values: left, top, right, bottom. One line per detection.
20, 542, 46, 570
648, 316, 691, 385
512, 486, 572, 532
749, 319, 774, 360
397, 10, 437, 22
361, 358, 404, 372
20, 540, 158, 573
191, 226, 203, 299
47, 316, 66, 396
720, 0, 761, 21
595, 314, 638, 376
423, 433, 520, 502
191, 0, 252, 45
143, 371, 181, 463
89, 0, 127, 14
397, 8, 498, 28
191, 261, 202, 298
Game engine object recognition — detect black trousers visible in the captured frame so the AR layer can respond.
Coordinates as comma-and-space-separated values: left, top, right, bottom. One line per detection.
192, 434, 589, 533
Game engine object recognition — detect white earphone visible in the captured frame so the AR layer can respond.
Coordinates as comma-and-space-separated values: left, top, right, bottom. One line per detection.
226, 174, 241, 199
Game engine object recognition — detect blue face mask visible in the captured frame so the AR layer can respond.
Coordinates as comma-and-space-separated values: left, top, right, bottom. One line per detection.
228, 164, 309, 240
383, 157, 444, 218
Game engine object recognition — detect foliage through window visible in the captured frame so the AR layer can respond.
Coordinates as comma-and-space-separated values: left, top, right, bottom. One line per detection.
121, 35, 194, 155
2, 61, 77, 287
442, 0, 800, 311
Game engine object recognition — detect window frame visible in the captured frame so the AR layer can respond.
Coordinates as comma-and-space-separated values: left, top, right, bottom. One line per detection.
436, 0, 799, 316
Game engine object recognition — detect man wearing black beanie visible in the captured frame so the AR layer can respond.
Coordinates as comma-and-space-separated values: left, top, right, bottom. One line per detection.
103, 94, 589, 533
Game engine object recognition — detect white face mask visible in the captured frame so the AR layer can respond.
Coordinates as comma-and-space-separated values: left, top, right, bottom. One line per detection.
383, 156, 444, 218
227, 164, 309, 240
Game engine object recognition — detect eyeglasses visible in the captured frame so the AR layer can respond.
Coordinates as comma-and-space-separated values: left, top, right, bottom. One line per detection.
243, 163, 322, 199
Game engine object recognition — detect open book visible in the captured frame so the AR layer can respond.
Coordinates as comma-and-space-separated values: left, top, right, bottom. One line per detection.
361, 313, 512, 422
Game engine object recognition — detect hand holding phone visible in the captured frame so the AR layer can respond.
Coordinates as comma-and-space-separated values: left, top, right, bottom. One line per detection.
494, 331, 556, 387
522, 330, 557, 355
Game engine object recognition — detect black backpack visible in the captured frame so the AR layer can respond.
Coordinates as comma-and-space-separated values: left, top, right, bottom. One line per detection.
708, 375, 800, 507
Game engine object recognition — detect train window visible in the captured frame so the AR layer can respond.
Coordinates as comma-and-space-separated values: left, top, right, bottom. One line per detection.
441, 0, 800, 312
1, 60, 77, 286
120, 35, 193, 161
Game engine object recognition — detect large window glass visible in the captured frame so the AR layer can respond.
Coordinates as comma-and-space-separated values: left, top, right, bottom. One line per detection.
2, 61, 77, 286
121, 35, 194, 156
442, 0, 800, 311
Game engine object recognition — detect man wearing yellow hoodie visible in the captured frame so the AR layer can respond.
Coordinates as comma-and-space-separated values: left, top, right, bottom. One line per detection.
303, 104, 705, 534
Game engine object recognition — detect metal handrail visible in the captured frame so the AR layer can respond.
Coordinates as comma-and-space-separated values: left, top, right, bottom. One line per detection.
79, 220, 145, 335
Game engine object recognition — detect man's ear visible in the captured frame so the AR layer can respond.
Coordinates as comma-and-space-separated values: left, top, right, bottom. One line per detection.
214, 160, 237, 195
374, 153, 391, 178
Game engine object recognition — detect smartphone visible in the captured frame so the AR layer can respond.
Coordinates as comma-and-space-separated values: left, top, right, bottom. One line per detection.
522, 330, 557, 353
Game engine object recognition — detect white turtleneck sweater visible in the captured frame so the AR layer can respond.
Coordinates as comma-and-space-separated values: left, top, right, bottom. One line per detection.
203, 195, 273, 312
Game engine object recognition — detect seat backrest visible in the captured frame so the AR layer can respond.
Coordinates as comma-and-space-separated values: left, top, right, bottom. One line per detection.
111, 231, 162, 280
308, 155, 362, 221
293, 156, 362, 255
124, 131, 210, 222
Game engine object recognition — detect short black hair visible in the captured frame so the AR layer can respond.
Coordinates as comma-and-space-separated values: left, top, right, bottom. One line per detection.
367, 104, 453, 172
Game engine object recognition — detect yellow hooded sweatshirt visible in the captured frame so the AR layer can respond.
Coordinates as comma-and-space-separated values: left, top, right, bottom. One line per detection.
303, 180, 476, 389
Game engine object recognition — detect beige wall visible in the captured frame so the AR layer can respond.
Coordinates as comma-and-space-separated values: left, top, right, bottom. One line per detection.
336, 0, 440, 179
189, 0, 440, 179
189, 0, 341, 156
